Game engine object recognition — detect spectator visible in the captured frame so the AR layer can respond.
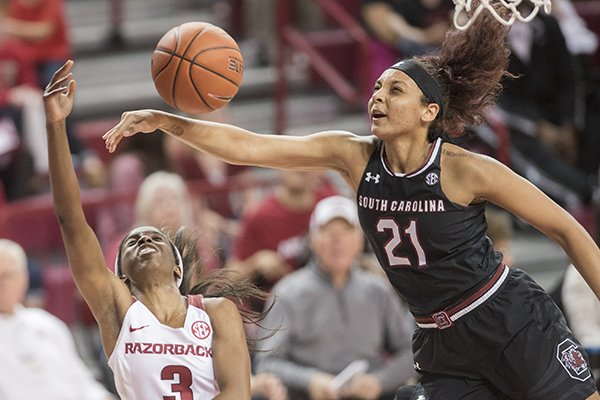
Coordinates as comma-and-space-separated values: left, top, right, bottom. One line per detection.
255, 196, 416, 400
2, 0, 106, 187
0, 239, 114, 400
561, 262, 600, 389
242, 0, 324, 66
562, 263, 600, 348
359, 0, 452, 98
551, 0, 600, 178
494, 9, 598, 208
0, 39, 39, 200
360, 0, 452, 56
228, 170, 337, 303
485, 207, 514, 267
2, 0, 71, 87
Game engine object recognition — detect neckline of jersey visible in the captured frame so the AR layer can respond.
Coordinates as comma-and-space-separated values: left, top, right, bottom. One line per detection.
380, 137, 442, 178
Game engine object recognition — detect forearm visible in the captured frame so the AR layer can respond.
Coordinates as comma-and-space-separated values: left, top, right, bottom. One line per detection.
47, 120, 86, 228
155, 112, 286, 168
154, 111, 346, 171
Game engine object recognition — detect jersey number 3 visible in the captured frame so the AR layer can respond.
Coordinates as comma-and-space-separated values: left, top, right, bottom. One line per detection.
377, 218, 427, 268
162, 365, 193, 400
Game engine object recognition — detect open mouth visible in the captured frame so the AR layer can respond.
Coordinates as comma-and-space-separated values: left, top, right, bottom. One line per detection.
138, 245, 157, 256
371, 110, 386, 119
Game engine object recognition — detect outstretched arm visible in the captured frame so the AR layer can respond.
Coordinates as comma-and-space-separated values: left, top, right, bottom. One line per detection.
463, 153, 600, 300
45, 61, 131, 355
102, 110, 373, 184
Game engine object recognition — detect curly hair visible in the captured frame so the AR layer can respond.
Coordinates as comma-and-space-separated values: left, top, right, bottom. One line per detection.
414, 5, 513, 136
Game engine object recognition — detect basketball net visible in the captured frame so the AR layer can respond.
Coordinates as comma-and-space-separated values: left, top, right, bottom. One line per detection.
452, 0, 552, 29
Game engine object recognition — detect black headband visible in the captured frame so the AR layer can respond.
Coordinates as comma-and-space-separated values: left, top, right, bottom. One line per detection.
389, 60, 444, 118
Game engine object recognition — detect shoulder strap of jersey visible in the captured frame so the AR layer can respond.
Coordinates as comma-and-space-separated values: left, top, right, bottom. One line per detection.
187, 294, 205, 310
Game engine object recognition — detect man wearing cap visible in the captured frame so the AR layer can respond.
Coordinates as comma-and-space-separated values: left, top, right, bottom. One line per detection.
254, 196, 416, 400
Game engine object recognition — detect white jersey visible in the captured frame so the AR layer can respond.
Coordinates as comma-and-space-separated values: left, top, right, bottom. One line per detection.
108, 295, 219, 400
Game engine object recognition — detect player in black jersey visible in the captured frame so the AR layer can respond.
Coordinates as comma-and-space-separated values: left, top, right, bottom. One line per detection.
103, 6, 600, 400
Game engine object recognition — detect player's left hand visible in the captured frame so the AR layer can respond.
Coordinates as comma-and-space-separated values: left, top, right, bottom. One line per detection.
43, 60, 76, 124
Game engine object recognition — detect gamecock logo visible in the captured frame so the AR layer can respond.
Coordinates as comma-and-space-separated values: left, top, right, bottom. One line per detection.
556, 339, 591, 381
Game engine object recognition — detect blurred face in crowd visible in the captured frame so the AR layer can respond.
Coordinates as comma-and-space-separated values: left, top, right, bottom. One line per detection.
279, 170, 320, 194
145, 186, 188, 235
310, 218, 364, 276
0, 246, 28, 314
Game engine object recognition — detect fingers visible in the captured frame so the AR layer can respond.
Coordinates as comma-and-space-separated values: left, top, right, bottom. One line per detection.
46, 60, 74, 90
103, 125, 123, 153
43, 72, 74, 97
102, 112, 136, 153
67, 79, 77, 99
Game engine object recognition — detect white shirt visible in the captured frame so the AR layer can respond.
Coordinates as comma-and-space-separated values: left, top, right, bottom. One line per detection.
552, 0, 598, 55
108, 295, 219, 400
0, 305, 112, 400
562, 264, 600, 348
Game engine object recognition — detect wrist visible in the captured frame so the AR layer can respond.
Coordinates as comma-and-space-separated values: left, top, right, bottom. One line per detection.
157, 112, 185, 137
45, 118, 66, 129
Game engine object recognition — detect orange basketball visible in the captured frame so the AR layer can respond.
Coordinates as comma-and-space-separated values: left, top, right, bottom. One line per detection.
151, 22, 243, 115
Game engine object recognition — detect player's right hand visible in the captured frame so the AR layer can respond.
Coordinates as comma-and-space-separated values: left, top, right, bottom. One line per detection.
103, 109, 164, 153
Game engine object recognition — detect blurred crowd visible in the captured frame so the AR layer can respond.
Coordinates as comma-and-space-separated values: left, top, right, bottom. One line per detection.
1, 0, 599, 398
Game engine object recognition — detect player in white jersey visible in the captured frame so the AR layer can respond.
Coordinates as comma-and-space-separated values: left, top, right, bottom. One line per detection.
109, 293, 218, 399
44, 61, 253, 399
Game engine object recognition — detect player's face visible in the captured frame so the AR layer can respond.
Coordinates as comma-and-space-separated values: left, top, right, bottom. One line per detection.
119, 226, 179, 285
368, 69, 431, 139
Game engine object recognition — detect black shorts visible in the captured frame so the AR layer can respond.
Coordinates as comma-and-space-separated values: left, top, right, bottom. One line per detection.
412, 268, 598, 400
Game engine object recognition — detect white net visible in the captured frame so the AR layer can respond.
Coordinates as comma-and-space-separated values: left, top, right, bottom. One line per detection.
452, 0, 552, 29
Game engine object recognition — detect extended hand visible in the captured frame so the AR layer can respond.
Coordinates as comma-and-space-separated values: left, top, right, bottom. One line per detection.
43, 60, 76, 124
102, 109, 165, 153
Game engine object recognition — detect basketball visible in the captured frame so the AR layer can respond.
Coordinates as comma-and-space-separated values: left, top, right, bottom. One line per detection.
151, 22, 244, 115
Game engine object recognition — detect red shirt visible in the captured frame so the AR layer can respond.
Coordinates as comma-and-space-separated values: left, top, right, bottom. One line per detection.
8, 0, 71, 63
0, 40, 37, 106
234, 186, 337, 270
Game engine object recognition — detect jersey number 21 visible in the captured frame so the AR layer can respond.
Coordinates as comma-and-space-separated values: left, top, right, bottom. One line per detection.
377, 218, 427, 268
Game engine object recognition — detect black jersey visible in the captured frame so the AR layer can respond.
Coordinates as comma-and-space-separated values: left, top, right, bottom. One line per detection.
357, 138, 502, 315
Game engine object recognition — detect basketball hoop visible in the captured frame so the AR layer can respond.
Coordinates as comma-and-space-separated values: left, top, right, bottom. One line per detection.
452, 0, 552, 30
